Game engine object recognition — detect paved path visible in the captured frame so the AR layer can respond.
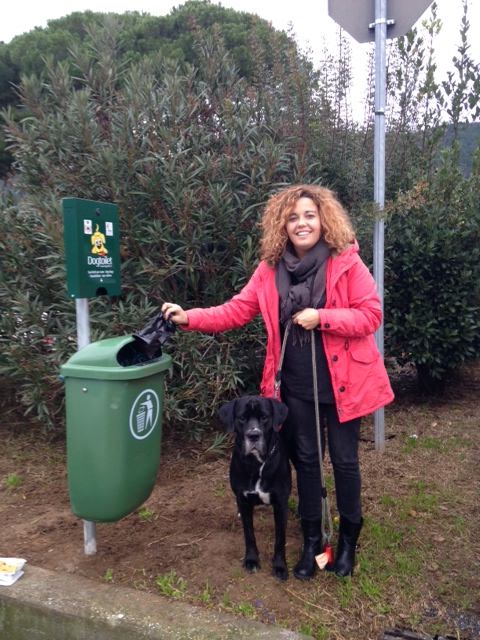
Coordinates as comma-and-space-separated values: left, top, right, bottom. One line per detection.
0, 565, 311, 639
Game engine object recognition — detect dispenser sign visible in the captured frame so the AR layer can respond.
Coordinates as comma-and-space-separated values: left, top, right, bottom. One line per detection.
129, 389, 160, 440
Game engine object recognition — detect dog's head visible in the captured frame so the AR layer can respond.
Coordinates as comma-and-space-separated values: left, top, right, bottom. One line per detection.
218, 396, 288, 459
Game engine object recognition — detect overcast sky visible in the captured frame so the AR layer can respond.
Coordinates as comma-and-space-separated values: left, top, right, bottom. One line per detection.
2, 0, 479, 118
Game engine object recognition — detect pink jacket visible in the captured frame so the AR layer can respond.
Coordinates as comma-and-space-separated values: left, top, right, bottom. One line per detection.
185, 243, 394, 423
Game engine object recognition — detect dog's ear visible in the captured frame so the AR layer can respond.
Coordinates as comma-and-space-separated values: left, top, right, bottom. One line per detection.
269, 398, 288, 431
218, 399, 237, 432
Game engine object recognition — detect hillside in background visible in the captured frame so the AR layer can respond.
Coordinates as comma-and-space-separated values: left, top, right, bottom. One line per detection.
444, 122, 480, 174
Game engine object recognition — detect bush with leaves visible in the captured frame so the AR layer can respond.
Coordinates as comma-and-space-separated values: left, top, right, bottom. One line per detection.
0, 21, 325, 433
384, 148, 480, 392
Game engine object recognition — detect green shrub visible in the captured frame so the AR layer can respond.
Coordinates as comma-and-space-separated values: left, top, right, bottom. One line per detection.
384, 147, 480, 391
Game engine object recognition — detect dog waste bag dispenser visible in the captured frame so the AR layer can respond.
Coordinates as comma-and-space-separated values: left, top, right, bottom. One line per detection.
63, 197, 121, 298
61, 336, 172, 522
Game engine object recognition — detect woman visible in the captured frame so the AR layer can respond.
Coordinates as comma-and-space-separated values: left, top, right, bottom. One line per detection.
162, 185, 394, 580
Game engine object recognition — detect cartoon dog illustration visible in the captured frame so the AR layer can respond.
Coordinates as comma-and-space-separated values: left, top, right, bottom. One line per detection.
91, 224, 108, 256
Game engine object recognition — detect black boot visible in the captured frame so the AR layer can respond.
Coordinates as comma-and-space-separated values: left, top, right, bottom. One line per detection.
294, 519, 322, 580
329, 516, 363, 577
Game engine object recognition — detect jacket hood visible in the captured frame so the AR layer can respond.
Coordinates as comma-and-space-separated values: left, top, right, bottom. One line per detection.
332, 239, 360, 266
339, 239, 360, 256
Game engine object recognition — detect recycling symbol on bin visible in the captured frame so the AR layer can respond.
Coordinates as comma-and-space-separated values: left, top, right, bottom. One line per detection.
129, 389, 160, 440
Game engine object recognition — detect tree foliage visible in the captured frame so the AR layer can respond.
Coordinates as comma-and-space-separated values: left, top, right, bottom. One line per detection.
0, 1, 301, 177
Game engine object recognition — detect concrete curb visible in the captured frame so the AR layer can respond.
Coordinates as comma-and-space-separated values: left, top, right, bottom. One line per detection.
0, 565, 312, 640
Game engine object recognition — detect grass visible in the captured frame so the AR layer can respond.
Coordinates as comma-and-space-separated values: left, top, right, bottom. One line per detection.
155, 570, 187, 599
103, 568, 114, 583
379, 493, 396, 508
451, 515, 467, 536
213, 482, 227, 498
379, 481, 440, 523
324, 475, 334, 492
232, 601, 257, 617
337, 577, 354, 609
197, 582, 214, 605
220, 592, 232, 607
299, 624, 330, 640
402, 433, 472, 454
4, 472, 23, 489
137, 507, 156, 521
394, 549, 424, 579
357, 574, 382, 601
365, 518, 403, 550
288, 495, 299, 516
219, 594, 260, 620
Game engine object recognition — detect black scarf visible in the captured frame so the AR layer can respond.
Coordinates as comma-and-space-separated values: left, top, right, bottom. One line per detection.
276, 239, 331, 346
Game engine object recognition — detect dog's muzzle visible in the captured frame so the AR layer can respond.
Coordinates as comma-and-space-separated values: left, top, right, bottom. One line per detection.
244, 425, 266, 458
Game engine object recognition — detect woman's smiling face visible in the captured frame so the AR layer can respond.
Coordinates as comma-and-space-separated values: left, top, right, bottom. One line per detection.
285, 197, 321, 258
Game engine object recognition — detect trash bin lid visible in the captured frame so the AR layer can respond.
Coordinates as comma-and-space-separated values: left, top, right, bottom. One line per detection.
60, 336, 172, 380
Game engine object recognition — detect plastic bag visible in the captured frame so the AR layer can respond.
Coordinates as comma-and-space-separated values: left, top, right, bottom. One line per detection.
131, 311, 177, 359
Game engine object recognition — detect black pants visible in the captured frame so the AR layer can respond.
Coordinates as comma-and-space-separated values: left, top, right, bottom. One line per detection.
281, 394, 362, 523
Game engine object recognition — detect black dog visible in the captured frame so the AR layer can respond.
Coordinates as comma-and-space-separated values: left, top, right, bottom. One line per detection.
218, 395, 291, 581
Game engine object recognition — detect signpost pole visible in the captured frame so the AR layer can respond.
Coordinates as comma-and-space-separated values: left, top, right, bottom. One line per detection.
327, 0, 434, 452
75, 298, 97, 555
373, 0, 387, 452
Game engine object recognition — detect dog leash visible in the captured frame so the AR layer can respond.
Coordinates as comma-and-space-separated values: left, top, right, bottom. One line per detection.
273, 319, 292, 400
310, 331, 334, 569
273, 320, 334, 569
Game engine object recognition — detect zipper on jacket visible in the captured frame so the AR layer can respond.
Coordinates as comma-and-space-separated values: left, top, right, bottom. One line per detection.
344, 339, 350, 350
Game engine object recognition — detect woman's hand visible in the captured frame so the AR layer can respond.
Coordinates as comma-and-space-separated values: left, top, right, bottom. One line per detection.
161, 302, 189, 326
292, 308, 320, 330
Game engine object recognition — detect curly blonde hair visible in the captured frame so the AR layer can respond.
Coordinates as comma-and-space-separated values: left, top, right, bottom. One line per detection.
259, 185, 355, 266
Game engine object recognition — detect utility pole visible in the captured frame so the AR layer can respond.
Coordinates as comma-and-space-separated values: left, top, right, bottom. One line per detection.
328, 0, 433, 451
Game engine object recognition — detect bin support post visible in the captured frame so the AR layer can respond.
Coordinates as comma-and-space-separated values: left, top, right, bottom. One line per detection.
75, 298, 97, 556
76, 298, 91, 348
83, 520, 97, 555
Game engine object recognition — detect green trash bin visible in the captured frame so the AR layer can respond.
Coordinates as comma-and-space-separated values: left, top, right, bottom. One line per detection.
61, 336, 172, 522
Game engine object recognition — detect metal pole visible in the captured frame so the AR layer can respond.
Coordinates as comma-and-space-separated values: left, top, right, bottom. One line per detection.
373, 0, 387, 452
75, 298, 97, 555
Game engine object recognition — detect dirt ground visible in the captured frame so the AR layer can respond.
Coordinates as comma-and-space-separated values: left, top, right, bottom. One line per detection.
1, 364, 479, 640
